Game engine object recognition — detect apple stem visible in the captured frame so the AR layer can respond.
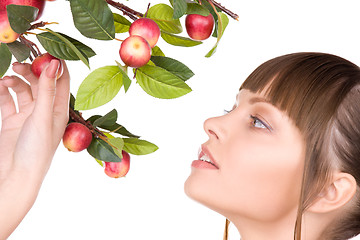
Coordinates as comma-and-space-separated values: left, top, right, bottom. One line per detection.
105, 0, 143, 21
206, 0, 239, 20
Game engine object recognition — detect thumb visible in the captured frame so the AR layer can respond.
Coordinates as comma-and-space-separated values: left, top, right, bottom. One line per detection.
33, 59, 60, 121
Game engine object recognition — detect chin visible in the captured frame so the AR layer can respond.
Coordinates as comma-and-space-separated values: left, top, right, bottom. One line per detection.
184, 172, 223, 213
184, 174, 195, 199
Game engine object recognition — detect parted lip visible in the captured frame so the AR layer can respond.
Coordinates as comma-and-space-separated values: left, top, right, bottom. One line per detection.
199, 144, 219, 169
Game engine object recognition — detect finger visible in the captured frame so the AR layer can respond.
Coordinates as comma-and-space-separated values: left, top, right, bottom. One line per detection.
12, 62, 39, 98
1, 76, 33, 112
33, 59, 60, 124
53, 60, 70, 123
0, 81, 16, 121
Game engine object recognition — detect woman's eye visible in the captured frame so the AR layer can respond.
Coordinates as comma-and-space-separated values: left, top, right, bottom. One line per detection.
250, 115, 268, 130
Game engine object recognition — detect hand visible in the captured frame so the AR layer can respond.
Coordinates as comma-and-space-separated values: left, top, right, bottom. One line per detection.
0, 59, 70, 239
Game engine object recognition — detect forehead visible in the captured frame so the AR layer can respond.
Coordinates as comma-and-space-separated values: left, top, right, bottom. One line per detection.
236, 89, 271, 105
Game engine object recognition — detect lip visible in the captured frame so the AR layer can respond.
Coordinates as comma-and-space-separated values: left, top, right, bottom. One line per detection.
195, 144, 220, 169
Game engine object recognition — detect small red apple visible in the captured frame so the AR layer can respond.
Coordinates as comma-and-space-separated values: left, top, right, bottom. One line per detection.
119, 35, 151, 68
31, 53, 63, 79
104, 151, 130, 178
185, 13, 214, 41
0, 10, 20, 43
0, 0, 46, 20
62, 122, 93, 152
129, 18, 160, 48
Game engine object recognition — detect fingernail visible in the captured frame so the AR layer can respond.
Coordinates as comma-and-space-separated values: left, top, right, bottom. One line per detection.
46, 59, 60, 78
12, 62, 20, 66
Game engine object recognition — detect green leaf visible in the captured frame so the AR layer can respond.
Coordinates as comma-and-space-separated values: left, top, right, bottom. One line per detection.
108, 137, 124, 159
6, 40, 30, 62
95, 158, 104, 167
205, 12, 229, 58
186, 3, 210, 16
37, 30, 91, 67
123, 138, 158, 155
6, 5, 38, 33
115, 60, 131, 93
113, 13, 131, 33
87, 115, 140, 138
87, 138, 121, 162
151, 46, 165, 57
150, 56, 194, 81
147, 4, 182, 34
161, 31, 202, 47
69, 0, 115, 40
135, 64, 192, 99
75, 66, 123, 110
103, 132, 124, 159
0, 43, 12, 78
93, 109, 117, 127
172, 0, 187, 19
70, 93, 76, 109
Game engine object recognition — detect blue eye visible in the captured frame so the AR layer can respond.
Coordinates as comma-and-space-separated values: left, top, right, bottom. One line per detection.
250, 115, 269, 130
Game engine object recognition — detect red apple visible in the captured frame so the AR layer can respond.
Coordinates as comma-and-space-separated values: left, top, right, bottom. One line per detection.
0, 10, 20, 43
104, 151, 130, 178
119, 35, 151, 68
1, 0, 46, 20
31, 53, 63, 79
62, 122, 93, 152
185, 13, 214, 41
129, 18, 160, 48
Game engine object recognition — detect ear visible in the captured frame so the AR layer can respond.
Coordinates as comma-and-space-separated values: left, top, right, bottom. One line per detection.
308, 172, 357, 213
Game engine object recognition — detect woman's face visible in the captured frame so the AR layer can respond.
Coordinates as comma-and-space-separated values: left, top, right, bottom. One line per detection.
184, 89, 306, 224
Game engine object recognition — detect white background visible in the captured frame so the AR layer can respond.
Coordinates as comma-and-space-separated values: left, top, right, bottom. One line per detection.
5, 0, 360, 239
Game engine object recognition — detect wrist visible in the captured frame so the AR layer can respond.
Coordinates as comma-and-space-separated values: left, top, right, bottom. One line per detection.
0, 166, 44, 239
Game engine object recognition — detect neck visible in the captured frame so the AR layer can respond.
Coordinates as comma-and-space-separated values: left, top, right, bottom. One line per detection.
230, 209, 298, 240
229, 210, 332, 240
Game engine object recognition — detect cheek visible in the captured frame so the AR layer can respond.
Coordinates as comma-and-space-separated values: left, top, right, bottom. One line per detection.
217, 135, 305, 220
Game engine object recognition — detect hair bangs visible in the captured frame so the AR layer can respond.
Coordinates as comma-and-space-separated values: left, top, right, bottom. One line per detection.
240, 53, 359, 133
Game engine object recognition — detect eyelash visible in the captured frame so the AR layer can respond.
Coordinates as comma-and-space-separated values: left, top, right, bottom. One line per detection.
223, 109, 272, 131
250, 115, 269, 130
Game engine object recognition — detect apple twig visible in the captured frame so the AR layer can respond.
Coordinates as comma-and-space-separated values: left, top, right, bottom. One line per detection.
69, 108, 107, 139
106, 0, 238, 23
19, 35, 41, 59
207, 0, 239, 20
105, 0, 143, 21
28, 21, 47, 31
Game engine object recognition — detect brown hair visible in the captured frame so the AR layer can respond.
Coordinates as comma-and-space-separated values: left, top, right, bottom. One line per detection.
223, 52, 360, 240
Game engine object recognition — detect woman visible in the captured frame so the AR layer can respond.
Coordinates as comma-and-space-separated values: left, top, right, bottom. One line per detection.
1, 52, 360, 239
184, 52, 360, 239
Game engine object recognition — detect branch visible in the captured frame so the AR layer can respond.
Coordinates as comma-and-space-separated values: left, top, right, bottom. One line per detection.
19, 35, 41, 59
28, 21, 46, 31
207, 0, 239, 21
105, 0, 143, 21
69, 108, 107, 138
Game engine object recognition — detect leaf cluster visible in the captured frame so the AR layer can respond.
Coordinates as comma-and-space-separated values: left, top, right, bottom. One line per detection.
0, 0, 235, 165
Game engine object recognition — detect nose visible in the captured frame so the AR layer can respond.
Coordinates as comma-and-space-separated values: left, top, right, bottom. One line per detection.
203, 116, 226, 141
